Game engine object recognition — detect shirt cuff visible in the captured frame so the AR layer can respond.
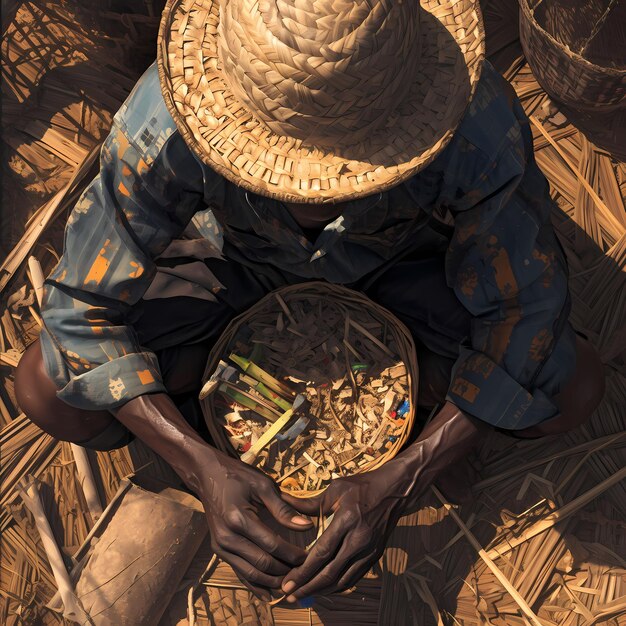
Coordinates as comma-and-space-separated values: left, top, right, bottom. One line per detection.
55, 351, 166, 411
446, 349, 559, 430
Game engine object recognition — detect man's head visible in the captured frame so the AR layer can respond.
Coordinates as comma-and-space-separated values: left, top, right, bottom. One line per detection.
158, 0, 484, 205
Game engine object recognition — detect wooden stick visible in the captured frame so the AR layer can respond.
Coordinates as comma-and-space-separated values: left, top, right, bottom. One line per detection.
187, 585, 196, 626
16, 475, 91, 624
472, 432, 626, 491
27, 256, 46, 307
530, 116, 624, 235
229, 353, 295, 398
274, 293, 297, 327
485, 466, 626, 560
431, 486, 544, 626
348, 318, 394, 357
69, 443, 104, 521
241, 404, 297, 464
28, 305, 43, 328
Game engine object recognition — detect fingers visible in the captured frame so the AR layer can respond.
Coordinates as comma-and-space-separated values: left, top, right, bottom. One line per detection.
260, 485, 316, 529
281, 513, 346, 595
217, 532, 291, 576
225, 512, 306, 567
284, 533, 374, 600
294, 553, 376, 600
280, 491, 327, 517
239, 577, 272, 603
217, 549, 284, 595
333, 550, 380, 593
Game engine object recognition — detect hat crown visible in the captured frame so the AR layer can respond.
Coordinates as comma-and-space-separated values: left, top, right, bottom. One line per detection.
218, 0, 421, 147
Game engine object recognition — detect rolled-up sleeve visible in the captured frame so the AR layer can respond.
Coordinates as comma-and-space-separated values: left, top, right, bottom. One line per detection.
40, 63, 211, 410
441, 65, 577, 429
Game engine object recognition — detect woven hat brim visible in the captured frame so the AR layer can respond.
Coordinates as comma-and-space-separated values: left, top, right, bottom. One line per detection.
157, 0, 485, 204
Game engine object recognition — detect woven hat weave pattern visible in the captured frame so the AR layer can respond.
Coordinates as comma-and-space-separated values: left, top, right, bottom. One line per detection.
157, 0, 485, 203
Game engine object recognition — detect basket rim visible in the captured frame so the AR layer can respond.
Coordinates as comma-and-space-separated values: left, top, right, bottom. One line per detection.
519, 0, 626, 78
199, 281, 419, 498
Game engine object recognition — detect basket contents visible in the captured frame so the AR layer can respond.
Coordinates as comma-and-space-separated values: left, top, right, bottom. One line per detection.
200, 288, 415, 495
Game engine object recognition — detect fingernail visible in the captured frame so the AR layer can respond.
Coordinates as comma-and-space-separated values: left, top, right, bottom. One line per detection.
291, 515, 311, 525
286, 595, 297, 603
282, 580, 297, 594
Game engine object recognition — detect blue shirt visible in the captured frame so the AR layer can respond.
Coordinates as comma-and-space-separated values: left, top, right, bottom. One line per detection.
39, 60, 577, 429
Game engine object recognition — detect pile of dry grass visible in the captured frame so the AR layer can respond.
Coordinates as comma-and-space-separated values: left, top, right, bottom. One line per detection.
1, 0, 624, 625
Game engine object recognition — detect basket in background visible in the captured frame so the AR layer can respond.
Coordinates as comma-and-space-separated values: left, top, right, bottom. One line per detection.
519, 0, 625, 112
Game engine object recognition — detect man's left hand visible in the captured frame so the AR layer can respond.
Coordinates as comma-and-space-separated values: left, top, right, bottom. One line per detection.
279, 463, 408, 601
279, 403, 487, 602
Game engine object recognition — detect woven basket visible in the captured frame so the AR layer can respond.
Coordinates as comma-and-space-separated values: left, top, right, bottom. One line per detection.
519, 0, 626, 112
200, 282, 418, 499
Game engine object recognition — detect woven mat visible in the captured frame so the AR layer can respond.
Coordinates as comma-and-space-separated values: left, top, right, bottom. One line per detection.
1, 1, 624, 625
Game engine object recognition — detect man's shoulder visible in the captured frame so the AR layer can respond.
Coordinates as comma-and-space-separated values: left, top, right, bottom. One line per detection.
112, 62, 183, 166
453, 60, 526, 160
401, 62, 528, 208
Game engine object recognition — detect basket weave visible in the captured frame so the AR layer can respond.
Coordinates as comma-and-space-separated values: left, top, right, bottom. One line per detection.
519, 0, 626, 112
157, 0, 485, 204
200, 282, 418, 499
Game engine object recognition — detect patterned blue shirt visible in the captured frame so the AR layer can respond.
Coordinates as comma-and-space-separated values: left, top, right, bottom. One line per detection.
39, 60, 577, 429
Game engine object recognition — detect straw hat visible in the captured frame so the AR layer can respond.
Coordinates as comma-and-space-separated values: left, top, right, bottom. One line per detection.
157, 0, 485, 204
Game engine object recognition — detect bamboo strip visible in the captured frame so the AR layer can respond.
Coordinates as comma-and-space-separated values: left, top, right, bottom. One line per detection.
16, 476, 90, 624
486, 467, 626, 560
431, 486, 544, 626
240, 404, 296, 464
530, 116, 624, 236
473, 432, 626, 491
68, 444, 103, 522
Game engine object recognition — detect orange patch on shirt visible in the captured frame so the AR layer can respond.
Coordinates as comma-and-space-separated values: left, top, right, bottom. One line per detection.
485, 306, 522, 363
458, 266, 479, 297
529, 328, 551, 361
121, 165, 132, 177
84, 239, 111, 286
137, 369, 155, 385
491, 245, 518, 298
137, 158, 149, 175
465, 354, 495, 379
118, 181, 131, 197
455, 220, 478, 245
532, 248, 555, 288
116, 131, 131, 160
450, 377, 480, 403
128, 261, 144, 278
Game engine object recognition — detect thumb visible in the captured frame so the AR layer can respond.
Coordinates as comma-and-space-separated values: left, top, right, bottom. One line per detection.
281, 491, 329, 517
261, 487, 315, 530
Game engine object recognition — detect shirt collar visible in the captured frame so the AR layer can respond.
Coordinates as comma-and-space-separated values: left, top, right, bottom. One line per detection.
244, 190, 385, 228
244, 189, 387, 262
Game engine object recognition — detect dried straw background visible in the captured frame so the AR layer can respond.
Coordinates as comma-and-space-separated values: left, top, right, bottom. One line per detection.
1, 1, 624, 625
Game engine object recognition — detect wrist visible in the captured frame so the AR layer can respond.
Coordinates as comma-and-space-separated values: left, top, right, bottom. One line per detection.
112, 392, 222, 494
384, 403, 484, 508
383, 443, 428, 508
179, 437, 224, 494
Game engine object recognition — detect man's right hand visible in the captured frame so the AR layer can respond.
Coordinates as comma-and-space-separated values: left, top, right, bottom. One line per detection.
112, 393, 313, 600
199, 449, 313, 598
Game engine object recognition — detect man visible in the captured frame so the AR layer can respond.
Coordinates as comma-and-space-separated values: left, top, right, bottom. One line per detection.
16, 0, 604, 605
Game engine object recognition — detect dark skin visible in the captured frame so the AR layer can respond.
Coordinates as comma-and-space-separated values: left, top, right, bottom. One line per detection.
15, 199, 605, 603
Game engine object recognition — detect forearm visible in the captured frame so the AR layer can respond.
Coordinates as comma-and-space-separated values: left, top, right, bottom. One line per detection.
110, 393, 220, 494
386, 402, 487, 510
